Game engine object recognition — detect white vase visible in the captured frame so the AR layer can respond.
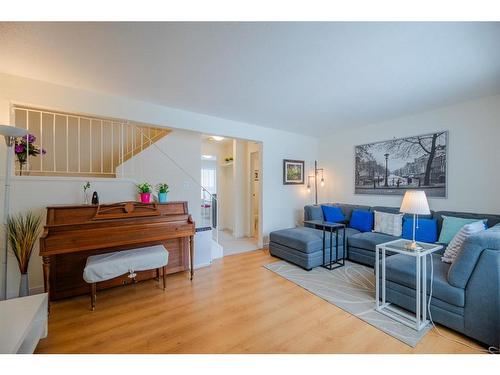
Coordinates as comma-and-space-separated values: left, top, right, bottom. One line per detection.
19, 273, 29, 297
84, 190, 90, 205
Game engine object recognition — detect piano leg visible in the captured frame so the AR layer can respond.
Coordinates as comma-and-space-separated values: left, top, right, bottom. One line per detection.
42, 256, 51, 313
90, 283, 96, 311
162, 266, 167, 290
189, 235, 194, 280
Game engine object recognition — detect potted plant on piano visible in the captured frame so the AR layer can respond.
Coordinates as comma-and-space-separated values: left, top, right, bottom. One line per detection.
156, 183, 169, 203
137, 182, 153, 203
7, 211, 42, 297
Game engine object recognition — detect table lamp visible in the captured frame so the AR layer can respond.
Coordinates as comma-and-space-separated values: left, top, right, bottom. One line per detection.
1, 125, 28, 300
400, 190, 430, 250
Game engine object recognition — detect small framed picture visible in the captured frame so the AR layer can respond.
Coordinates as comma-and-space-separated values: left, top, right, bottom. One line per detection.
283, 159, 305, 185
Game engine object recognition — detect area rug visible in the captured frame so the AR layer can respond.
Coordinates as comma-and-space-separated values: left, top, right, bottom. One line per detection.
264, 260, 431, 347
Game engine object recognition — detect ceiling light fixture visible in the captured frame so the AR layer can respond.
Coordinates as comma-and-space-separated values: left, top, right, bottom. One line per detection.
210, 136, 224, 141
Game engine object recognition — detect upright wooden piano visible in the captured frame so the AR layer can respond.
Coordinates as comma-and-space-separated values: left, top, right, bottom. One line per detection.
39, 201, 195, 301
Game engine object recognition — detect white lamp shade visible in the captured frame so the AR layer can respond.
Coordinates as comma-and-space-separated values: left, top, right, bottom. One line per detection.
400, 190, 430, 215
0, 124, 28, 137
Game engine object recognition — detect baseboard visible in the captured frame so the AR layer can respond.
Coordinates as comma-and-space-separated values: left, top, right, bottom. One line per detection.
29, 285, 45, 295
194, 262, 211, 269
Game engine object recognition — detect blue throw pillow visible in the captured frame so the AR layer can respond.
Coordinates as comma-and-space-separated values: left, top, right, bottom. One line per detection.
402, 218, 438, 243
438, 215, 487, 244
349, 210, 373, 232
321, 205, 345, 223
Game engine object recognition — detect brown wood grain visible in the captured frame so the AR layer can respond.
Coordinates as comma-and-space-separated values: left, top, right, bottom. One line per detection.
39, 201, 195, 301
34, 249, 483, 354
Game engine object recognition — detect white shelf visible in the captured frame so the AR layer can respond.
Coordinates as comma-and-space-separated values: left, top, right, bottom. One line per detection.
0, 293, 48, 353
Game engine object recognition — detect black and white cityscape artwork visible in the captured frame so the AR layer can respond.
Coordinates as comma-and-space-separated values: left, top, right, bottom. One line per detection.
354, 131, 448, 197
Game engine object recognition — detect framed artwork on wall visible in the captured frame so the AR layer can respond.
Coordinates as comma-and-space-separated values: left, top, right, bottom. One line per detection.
283, 159, 305, 185
354, 131, 448, 197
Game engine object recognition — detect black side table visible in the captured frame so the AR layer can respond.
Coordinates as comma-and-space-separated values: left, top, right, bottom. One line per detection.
304, 220, 346, 270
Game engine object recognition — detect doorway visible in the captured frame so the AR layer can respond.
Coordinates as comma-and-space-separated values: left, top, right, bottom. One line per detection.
201, 136, 262, 257
250, 150, 260, 239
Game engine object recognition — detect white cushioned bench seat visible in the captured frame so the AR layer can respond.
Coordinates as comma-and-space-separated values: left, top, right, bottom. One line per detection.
83, 245, 169, 283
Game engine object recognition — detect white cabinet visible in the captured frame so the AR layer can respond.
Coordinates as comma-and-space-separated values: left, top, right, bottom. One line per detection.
0, 293, 48, 354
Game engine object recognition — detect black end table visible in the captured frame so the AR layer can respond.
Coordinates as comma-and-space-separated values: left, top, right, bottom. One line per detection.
304, 220, 346, 270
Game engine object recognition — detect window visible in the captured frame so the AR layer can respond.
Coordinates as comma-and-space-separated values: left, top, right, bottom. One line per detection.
201, 159, 217, 199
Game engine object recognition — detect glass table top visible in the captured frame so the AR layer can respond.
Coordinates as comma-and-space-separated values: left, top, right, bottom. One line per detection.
303, 220, 345, 228
382, 239, 442, 253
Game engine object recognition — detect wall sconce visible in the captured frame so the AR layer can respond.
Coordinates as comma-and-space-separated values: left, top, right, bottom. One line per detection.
307, 160, 325, 205
307, 176, 314, 193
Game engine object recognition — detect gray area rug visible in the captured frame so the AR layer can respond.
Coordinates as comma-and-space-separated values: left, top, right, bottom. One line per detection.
264, 260, 431, 347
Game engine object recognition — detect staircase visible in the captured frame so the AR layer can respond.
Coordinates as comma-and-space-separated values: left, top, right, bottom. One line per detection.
13, 105, 171, 178
120, 126, 170, 167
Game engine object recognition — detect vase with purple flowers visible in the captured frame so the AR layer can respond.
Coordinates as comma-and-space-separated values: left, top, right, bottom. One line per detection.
14, 133, 46, 175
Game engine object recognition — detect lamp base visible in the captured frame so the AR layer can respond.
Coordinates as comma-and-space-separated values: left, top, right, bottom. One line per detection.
405, 241, 422, 251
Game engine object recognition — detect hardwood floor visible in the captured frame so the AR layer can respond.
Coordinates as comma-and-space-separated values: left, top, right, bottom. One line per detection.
35, 249, 484, 354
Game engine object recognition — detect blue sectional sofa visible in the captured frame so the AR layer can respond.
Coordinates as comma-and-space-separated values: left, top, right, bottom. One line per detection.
268, 203, 500, 348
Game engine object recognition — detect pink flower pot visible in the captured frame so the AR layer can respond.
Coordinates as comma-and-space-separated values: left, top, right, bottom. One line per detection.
140, 193, 151, 203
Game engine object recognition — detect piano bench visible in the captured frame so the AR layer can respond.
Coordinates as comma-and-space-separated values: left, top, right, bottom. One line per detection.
83, 245, 169, 311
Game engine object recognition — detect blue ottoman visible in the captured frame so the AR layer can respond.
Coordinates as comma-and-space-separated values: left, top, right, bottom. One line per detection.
269, 226, 354, 270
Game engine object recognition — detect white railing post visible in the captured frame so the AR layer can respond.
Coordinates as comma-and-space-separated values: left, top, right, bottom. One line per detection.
111, 122, 114, 174
100, 120, 103, 174
78, 117, 81, 173
89, 119, 92, 173
66, 115, 69, 173
52, 113, 56, 172
13, 107, 166, 179
120, 122, 124, 179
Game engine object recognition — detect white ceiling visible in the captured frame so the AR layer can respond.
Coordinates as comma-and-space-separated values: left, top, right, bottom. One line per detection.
1, 22, 500, 137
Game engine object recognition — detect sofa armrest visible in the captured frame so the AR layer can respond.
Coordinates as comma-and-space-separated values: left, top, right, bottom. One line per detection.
448, 224, 500, 289
463, 248, 500, 347
304, 205, 323, 222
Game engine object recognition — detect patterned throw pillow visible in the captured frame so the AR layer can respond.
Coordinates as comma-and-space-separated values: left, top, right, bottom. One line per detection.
373, 211, 403, 237
441, 221, 486, 263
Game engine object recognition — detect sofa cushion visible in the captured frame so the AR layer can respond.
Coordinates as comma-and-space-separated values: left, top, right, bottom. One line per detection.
434, 211, 500, 231
441, 220, 486, 263
374, 211, 403, 236
438, 215, 487, 244
304, 205, 323, 221
402, 218, 438, 243
349, 210, 374, 232
348, 232, 399, 252
321, 205, 345, 223
332, 203, 371, 221
384, 253, 465, 307
269, 226, 360, 254
371, 205, 433, 220
448, 224, 500, 289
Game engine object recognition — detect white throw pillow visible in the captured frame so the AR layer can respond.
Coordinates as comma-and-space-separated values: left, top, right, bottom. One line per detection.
441, 220, 485, 264
373, 211, 403, 237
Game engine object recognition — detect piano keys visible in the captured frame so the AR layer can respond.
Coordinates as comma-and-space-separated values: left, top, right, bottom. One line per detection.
39, 201, 195, 301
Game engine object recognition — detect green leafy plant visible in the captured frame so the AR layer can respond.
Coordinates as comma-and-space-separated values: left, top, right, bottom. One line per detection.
83, 181, 91, 192
156, 183, 169, 194
7, 211, 42, 274
137, 182, 152, 193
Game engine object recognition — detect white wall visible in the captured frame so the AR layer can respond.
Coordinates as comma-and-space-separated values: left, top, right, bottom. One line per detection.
318, 95, 500, 214
0, 72, 318, 297
118, 129, 202, 224
1, 177, 137, 298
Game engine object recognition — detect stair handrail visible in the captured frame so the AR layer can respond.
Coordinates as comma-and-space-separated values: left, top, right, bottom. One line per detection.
132, 124, 220, 245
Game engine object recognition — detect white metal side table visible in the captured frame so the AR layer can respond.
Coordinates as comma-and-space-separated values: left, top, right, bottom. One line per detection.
375, 239, 443, 331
